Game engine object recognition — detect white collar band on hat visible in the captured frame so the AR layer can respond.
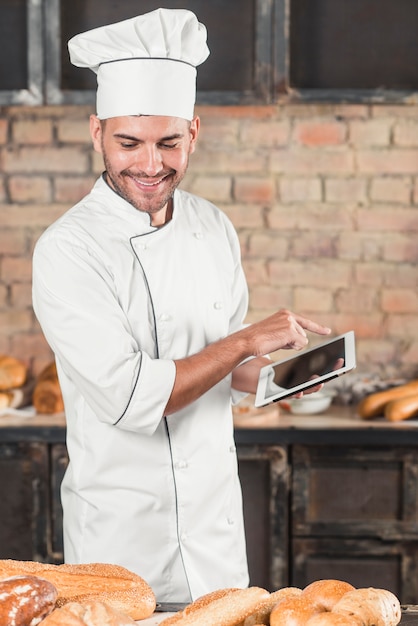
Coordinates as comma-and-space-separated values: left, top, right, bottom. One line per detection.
68, 8, 210, 121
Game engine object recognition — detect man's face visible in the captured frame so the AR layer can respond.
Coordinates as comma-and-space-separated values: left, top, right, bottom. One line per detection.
90, 114, 200, 226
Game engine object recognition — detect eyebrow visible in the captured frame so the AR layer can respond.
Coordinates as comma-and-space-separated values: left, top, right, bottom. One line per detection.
113, 133, 184, 142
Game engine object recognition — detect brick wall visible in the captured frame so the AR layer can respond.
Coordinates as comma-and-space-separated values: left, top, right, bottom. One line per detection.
1, 103, 417, 379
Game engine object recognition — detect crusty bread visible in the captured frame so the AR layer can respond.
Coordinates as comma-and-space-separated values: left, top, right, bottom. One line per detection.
270, 595, 318, 626
306, 613, 363, 625
0, 575, 58, 626
242, 587, 302, 625
333, 587, 401, 626
301, 579, 355, 612
39, 600, 136, 626
32, 362, 64, 414
0, 355, 27, 391
0, 560, 155, 621
160, 587, 270, 626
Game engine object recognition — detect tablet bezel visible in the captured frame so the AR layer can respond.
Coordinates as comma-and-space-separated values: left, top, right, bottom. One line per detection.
254, 330, 356, 408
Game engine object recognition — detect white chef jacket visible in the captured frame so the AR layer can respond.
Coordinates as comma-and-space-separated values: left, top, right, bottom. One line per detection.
32, 176, 250, 602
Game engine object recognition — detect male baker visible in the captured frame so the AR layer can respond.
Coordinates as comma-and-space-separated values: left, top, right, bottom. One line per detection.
32, 8, 331, 602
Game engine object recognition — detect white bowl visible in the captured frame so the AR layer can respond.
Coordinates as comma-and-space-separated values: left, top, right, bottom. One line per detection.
286, 391, 335, 415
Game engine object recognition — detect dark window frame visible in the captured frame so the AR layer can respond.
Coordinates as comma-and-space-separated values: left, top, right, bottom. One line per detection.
1, 0, 417, 107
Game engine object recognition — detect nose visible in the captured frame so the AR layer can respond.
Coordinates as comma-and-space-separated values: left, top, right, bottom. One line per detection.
138, 144, 163, 176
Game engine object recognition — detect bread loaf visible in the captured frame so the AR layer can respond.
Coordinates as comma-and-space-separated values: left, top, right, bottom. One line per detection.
0, 574, 57, 626
39, 600, 136, 626
159, 587, 270, 626
0, 560, 155, 621
357, 379, 418, 419
384, 393, 418, 422
301, 579, 355, 612
0, 355, 27, 391
242, 587, 302, 626
32, 362, 64, 414
333, 587, 401, 626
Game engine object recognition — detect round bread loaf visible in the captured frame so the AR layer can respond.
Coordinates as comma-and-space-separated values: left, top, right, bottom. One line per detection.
0, 575, 57, 626
333, 587, 401, 626
270, 596, 318, 626
0, 355, 27, 391
301, 579, 355, 612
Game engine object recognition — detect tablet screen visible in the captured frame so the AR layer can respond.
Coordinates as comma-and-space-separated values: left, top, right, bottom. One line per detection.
254, 331, 356, 407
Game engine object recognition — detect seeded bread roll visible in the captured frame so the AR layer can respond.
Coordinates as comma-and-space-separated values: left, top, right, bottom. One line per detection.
0, 575, 57, 626
0, 560, 155, 621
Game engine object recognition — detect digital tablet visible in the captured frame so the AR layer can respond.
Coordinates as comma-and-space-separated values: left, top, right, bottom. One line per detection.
254, 331, 356, 408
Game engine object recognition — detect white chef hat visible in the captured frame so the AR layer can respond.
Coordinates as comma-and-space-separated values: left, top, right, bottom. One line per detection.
68, 8, 209, 121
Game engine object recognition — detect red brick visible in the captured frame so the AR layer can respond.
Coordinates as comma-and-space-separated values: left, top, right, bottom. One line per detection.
370, 177, 412, 204
241, 120, 290, 147
12, 119, 53, 144
279, 178, 322, 203
386, 314, 418, 338
270, 149, 354, 174
292, 232, 337, 259
183, 175, 231, 203
356, 149, 418, 174
234, 176, 276, 203
357, 208, 418, 232
197, 119, 240, 147
349, 119, 391, 146
0, 310, 33, 334
270, 206, 353, 231
3, 146, 89, 173
2, 256, 33, 282
8, 176, 51, 203
269, 260, 352, 288
325, 178, 367, 204
10, 283, 32, 308
382, 289, 418, 313
292, 120, 346, 146
242, 259, 269, 285
222, 204, 265, 230
294, 287, 333, 312
336, 287, 377, 313
394, 121, 418, 147
0, 228, 28, 254
57, 119, 92, 143
246, 233, 288, 259
249, 285, 291, 310
383, 234, 418, 263
54, 176, 97, 203
192, 148, 266, 174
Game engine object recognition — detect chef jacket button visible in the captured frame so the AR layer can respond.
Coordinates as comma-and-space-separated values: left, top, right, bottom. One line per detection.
227, 518, 235, 525
181, 533, 188, 543
229, 445, 236, 453
159, 313, 172, 322
213, 301, 223, 310
193, 232, 203, 239
176, 460, 188, 469
138, 243, 147, 250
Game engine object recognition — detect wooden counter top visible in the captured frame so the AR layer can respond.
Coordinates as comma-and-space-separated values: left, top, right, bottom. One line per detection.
1, 402, 418, 446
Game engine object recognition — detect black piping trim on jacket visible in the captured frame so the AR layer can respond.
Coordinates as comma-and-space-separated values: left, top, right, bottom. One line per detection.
129, 234, 192, 600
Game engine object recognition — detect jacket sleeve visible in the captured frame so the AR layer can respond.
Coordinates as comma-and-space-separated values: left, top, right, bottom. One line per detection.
32, 230, 176, 436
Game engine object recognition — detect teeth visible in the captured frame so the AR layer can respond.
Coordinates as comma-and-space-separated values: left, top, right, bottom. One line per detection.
134, 177, 163, 187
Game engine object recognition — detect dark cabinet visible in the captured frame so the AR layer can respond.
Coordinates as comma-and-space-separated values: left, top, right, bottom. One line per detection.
2, 416, 418, 604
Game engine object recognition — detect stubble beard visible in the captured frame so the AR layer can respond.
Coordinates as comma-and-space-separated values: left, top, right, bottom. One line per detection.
102, 154, 187, 217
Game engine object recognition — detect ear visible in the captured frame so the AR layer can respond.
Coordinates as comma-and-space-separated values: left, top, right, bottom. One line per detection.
188, 116, 200, 155
89, 114, 103, 153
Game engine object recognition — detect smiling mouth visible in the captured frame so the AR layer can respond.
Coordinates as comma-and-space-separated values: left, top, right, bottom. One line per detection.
130, 174, 170, 188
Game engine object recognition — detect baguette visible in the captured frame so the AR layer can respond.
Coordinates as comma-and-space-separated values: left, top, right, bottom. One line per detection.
0, 560, 155, 621
357, 379, 418, 419
159, 587, 270, 626
384, 393, 418, 422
